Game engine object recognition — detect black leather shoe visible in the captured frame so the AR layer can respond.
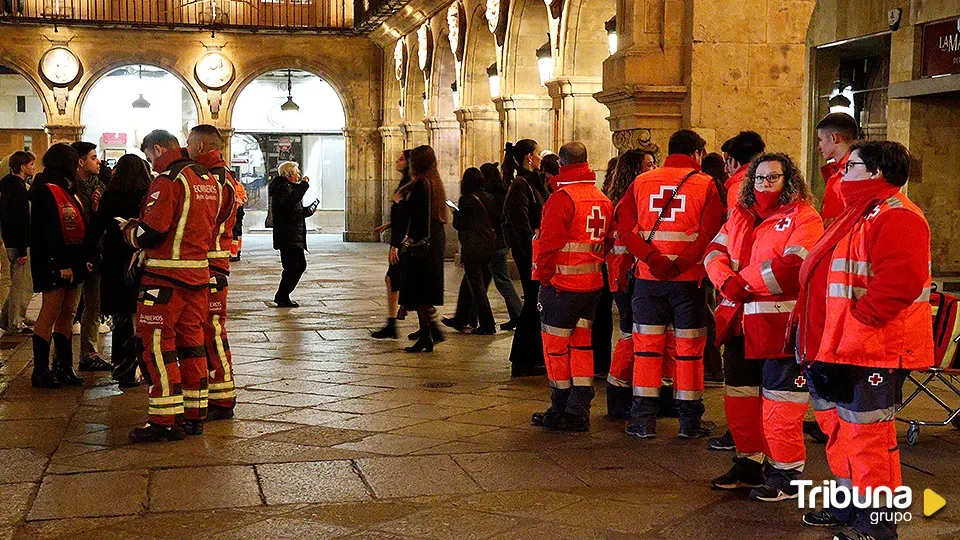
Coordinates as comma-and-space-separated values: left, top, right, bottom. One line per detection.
511, 364, 547, 377
708, 430, 736, 451
499, 319, 519, 331
404, 335, 434, 353
440, 317, 470, 332
206, 405, 235, 421
181, 420, 204, 436
129, 423, 185, 443
407, 330, 421, 340
625, 423, 657, 439
371, 319, 398, 339
679, 420, 716, 439
78, 355, 112, 372
31, 370, 61, 389
553, 412, 589, 432
52, 334, 83, 386
274, 300, 300, 308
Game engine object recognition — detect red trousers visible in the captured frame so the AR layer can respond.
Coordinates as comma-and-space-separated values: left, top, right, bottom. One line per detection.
204, 273, 235, 409
136, 278, 208, 426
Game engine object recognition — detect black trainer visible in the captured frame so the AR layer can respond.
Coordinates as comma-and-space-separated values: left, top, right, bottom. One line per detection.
708, 430, 736, 451
749, 482, 799, 502
625, 423, 656, 439
802, 509, 846, 528
679, 420, 716, 439
711, 457, 764, 490
551, 412, 589, 432
832, 528, 877, 540
78, 355, 112, 372
129, 423, 185, 443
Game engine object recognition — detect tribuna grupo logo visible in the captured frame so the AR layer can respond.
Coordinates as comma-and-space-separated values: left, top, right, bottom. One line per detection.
792, 480, 914, 525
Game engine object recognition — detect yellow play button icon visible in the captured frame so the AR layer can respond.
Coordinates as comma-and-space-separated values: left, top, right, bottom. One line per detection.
924, 489, 946, 517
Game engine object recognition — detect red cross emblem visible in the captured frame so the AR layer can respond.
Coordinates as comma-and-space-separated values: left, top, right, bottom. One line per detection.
775, 217, 793, 232
586, 206, 607, 241
649, 186, 686, 222
795, 375, 806, 388
868, 373, 884, 386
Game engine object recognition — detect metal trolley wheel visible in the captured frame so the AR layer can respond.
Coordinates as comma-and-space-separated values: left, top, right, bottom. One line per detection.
906, 423, 920, 446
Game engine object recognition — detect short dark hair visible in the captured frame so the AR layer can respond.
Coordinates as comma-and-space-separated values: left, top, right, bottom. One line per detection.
816, 113, 859, 140
70, 141, 97, 159
461, 167, 484, 195
720, 138, 733, 154
42, 143, 80, 179
727, 131, 765, 165
479, 162, 503, 191
668, 129, 706, 156
850, 140, 911, 187
699, 153, 728, 186
190, 124, 224, 150
140, 129, 180, 152
540, 154, 561, 176
558, 141, 587, 166
8, 151, 35, 174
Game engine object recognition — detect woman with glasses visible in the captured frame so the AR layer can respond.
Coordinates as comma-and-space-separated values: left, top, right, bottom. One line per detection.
704, 153, 823, 502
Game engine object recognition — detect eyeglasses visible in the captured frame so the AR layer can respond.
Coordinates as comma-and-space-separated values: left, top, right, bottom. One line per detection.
753, 173, 784, 185
843, 160, 867, 174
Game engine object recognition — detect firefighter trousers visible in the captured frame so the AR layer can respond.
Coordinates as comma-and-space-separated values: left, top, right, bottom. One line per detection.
630, 279, 706, 431
203, 272, 235, 410
723, 336, 808, 482
136, 278, 209, 426
805, 362, 906, 540
538, 285, 599, 421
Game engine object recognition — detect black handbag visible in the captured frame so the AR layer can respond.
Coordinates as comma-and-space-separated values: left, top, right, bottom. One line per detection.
402, 181, 432, 259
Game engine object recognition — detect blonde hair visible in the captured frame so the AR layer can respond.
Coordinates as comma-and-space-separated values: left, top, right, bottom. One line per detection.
278, 161, 300, 178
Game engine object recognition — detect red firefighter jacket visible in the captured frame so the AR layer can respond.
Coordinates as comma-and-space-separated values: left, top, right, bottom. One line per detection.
194, 150, 238, 276
123, 148, 220, 288
819, 151, 849, 222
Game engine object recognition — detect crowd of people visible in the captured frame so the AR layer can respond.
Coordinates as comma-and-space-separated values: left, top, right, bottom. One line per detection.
370, 113, 931, 540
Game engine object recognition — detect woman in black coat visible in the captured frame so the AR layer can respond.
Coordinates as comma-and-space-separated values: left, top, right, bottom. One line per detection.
29, 143, 90, 388
452, 168, 497, 335
269, 161, 318, 307
86, 154, 151, 387
371, 149, 412, 339
502, 139, 548, 377
399, 145, 447, 353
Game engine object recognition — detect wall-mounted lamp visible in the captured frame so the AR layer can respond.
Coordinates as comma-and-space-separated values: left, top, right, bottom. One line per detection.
132, 64, 151, 109
487, 62, 500, 99
535, 35, 553, 87
451, 81, 459, 109
605, 16, 617, 55
422, 91, 429, 116
280, 69, 300, 113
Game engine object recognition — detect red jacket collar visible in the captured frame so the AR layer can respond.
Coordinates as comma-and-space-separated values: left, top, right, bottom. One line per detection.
820, 151, 850, 181
153, 148, 190, 174
194, 150, 226, 170
550, 162, 595, 190
663, 154, 702, 171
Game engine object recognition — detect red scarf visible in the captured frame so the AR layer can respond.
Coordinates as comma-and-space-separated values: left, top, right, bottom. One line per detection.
753, 187, 781, 219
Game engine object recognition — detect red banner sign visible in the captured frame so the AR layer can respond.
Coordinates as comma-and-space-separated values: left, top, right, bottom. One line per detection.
922, 16, 960, 77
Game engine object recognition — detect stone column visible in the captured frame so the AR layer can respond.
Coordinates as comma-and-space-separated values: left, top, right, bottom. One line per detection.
401, 122, 429, 148
546, 77, 612, 176
494, 95, 554, 150
424, 117, 462, 257
43, 124, 84, 145
378, 125, 405, 232
217, 127, 235, 162
342, 126, 382, 242
455, 106, 501, 171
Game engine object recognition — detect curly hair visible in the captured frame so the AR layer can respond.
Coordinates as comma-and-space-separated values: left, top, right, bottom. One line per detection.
738, 152, 811, 208
603, 149, 656, 206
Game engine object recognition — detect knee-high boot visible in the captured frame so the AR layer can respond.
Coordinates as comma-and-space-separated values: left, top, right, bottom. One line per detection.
31, 335, 60, 389
52, 333, 83, 386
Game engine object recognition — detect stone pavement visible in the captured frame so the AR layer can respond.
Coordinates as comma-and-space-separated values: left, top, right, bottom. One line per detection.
0, 234, 958, 539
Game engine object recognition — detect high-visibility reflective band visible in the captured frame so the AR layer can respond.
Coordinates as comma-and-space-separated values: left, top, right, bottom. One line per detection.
572, 376, 593, 386
633, 323, 666, 335
828, 283, 866, 300
712, 232, 728, 247
703, 250, 724, 267
809, 394, 835, 411
772, 459, 805, 472
607, 373, 630, 387
208, 381, 235, 391
743, 300, 797, 315
541, 323, 574, 337
915, 287, 932, 303
725, 385, 759, 398
640, 230, 699, 242
560, 242, 604, 253
674, 389, 703, 400
620, 331, 633, 341
731, 258, 740, 271
549, 379, 573, 389
145, 258, 209, 269
212, 314, 231, 382
784, 245, 809, 259
632, 386, 660, 397
172, 175, 192, 260
148, 406, 185, 416
556, 263, 602, 275
719, 298, 737, 308
737, 451, 765, 463
674, 327, 707, 338
611, 245, 630, 254
152, 329, 170, 396
762, 388, 810, 404
183, 389, 208, 399
836, 405, 897, 424
209, 390, 237, 400
208, 250, 231, 259
183, 401, 207, 409
576, 319, 593, 329
886, 196, 903, 209
831, 258, 873, 277
149, 395, 183, 406
761, 260, 784, 295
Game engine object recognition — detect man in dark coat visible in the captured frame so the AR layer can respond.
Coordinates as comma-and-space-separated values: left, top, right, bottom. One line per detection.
0, 151, 35, 334
269, 161, 317, 308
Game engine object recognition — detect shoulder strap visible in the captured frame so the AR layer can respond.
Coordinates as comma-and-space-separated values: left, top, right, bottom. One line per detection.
646, 170, 698, 243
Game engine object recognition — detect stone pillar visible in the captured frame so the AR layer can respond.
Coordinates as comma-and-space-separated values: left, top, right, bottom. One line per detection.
342, 126, 382, 242
455, 106, 501, 171
378, 126, 405, 232
401, 122, 429, 148
424, 117, 462, 257
494, 95, 554, 150
217, 127, 235, 162
546, 77, 612, 176
43, 124, 84, 145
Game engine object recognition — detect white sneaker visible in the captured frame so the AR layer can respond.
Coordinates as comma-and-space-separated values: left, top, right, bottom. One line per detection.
72, 322, 81, 335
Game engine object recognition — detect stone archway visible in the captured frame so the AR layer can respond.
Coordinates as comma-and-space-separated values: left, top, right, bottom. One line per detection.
428, 23, 462, 191
499, 0, 553, 149
457, 2, 502, 169
0, 63, 51, 159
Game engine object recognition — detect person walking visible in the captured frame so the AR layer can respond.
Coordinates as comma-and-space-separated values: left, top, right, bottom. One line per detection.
482, 162, 522, 330
705, 153, 823, 502
269, 161, 318, 308
0, 151, 35, 335
399, 145, 447, 353
503, 140, 548, 376
87, 154, 151, 387
28, 144, 89, 388
452, 167, 497, 335
372, 150, 412, 339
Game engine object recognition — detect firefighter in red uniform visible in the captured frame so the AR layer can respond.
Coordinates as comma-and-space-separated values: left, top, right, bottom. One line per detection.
616, 129, 724, 439
123, 130, 220, 443
530, 142, 613, 431
721, 131, 765, 211
186, 124, 238, 421
794, 141, 932, 540
705, 153, 823, 501
816, 112, 859, 224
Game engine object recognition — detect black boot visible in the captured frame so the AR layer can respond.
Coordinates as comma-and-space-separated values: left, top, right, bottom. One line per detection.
51, 333, 83, 386
31, 335, 60, 389
371, 318, 398, 339
429, 320, 445, 343
404, 332, 434, 353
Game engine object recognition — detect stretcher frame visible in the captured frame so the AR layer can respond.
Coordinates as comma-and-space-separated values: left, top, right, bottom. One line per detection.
896, 366, 960, 445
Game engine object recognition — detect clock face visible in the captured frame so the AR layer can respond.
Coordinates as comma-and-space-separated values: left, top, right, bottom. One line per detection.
195, 52, 234, 89
40, 48, 80, 86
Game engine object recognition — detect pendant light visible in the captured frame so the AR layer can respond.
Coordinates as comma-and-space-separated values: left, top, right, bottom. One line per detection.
131, 64, 151, 109
280, 69, 300, 112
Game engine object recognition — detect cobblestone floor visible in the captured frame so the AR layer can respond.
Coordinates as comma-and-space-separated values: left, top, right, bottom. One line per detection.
0, 235, 958, 539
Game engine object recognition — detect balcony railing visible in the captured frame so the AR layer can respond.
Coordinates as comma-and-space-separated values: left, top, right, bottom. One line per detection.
0, 0, 351, 32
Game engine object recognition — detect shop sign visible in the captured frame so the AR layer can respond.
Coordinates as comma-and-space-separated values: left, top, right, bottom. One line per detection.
922, 16, 960, 77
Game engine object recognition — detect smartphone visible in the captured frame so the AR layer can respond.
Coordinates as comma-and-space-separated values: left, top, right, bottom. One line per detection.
445, 200, 459, 211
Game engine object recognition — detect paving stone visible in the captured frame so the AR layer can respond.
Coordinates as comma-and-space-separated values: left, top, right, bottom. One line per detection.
356, 455, 481, 498
257, 461, 371, 505
297, 501, 423, 528
335, 433, 446, 456
0, 449, 47, 484
374, 507, 522, 539
262, 425, 371, 447
326, 413, 429, 433
28, 471, 148, 520
266, 409, 359, 426
453, 452, 585, 491
210, 517, 356, 539
0, 483, 33, 526
149, 466, 262, 512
